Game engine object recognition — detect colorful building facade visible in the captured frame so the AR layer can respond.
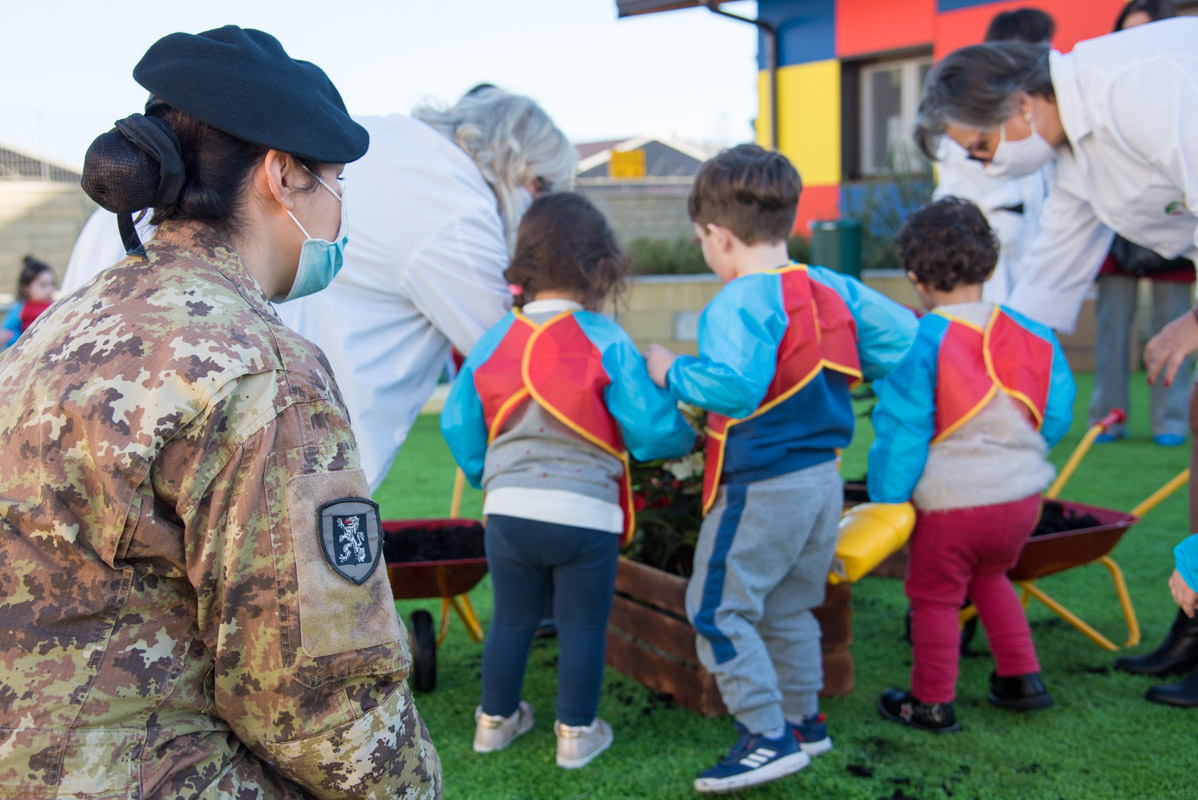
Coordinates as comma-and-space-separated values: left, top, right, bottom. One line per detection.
751, 0, 1133, 233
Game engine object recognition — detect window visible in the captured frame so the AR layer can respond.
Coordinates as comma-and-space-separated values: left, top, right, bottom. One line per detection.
859, 56, 932, 175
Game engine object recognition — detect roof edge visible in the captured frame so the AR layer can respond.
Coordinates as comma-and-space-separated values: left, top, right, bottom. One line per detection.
615, 1, 709, 18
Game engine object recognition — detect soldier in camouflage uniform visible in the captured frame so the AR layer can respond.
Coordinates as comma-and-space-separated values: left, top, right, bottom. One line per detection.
0, 26, 441, 799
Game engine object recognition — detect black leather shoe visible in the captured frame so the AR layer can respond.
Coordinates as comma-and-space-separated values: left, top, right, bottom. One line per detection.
1145, 665, 1198, 707
988, 671, 1054, 711
1114, 609, 1198, 677
877, 688, 960, 733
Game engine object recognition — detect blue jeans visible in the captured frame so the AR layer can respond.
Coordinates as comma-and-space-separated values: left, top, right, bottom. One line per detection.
481, 514, 620, 726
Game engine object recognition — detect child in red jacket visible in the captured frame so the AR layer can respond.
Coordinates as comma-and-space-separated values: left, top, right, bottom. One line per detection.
1, 256, 56, 350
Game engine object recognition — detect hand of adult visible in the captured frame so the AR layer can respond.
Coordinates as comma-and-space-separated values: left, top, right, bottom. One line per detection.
1169, 568, 1198, 618
1144, 307, 1198, 386
645, 343, 677, 389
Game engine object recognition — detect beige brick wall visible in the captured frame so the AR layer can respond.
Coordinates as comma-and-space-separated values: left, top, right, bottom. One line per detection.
859, 270, 919, 309
0, 183, 95, 299
616, 274, 721, 356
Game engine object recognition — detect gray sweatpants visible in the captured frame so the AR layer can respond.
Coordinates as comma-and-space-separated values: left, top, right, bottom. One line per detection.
1089, 273, 1194, 438
685, 460, 843, 734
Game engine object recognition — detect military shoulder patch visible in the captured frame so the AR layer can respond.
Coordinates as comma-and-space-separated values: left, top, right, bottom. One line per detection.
317, 497, 383, 585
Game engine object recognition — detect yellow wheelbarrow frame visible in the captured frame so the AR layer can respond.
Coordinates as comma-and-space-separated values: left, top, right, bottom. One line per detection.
957, 409, 1187, 651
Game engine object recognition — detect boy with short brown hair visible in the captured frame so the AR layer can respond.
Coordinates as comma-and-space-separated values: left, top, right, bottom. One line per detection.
646, 144, 916, 794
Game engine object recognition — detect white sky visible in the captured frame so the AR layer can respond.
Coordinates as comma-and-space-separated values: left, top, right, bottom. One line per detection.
1, 0, 760, 170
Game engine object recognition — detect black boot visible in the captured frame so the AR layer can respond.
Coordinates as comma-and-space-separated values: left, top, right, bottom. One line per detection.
1113, 609, 1198, 677
877, 688, 960, 733
1144, 665, 1198, 707
988, 671, 1054, 711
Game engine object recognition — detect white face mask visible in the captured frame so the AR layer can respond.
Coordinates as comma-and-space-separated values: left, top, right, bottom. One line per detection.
273, 169, 348, 303
983, 108, 1057, 179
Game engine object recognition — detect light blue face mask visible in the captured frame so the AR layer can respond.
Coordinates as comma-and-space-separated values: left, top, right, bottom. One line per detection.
274, 168, 348, 303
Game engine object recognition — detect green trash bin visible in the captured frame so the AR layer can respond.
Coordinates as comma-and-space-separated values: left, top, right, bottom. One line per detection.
809, 219, 862, 279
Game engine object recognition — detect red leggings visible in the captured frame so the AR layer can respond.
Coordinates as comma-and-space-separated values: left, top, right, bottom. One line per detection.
906, 494, 1042, 703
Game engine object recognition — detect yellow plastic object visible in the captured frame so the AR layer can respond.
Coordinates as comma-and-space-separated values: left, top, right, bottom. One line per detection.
828, 502, 915, 584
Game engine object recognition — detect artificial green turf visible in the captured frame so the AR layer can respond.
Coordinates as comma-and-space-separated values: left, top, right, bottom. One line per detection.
374, 372, 1193, 800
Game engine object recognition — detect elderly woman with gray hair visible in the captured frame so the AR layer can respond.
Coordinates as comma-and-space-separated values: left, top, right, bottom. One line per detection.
278, 86, 577, 489
915, 16, 1198, 707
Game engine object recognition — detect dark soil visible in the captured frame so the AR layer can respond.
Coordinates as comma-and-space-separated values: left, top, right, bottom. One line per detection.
1032, 501, 1101, 537
382, 521, 485, 564
844, 481, 870, 504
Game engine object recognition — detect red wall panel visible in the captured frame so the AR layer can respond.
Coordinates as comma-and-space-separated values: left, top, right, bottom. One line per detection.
837, 0, 937, 57
793, 184, 842, 236
934, 0, 1128, 59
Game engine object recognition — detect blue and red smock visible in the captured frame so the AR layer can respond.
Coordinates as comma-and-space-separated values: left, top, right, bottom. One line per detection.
867, 304, 1075, 504
441, 307, 694, 545
666, 263, 918, 513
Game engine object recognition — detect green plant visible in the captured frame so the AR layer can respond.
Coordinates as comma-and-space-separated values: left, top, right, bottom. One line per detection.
626, 405, 706, 577
626, 236, 707, 275
626, 234, 813, 277
787, 234, 812, 265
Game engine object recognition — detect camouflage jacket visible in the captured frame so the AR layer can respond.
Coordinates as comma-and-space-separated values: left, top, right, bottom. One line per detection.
0, 221, 442, 799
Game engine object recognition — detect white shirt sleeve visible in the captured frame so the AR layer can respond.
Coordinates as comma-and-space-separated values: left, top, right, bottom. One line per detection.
1005, 184, 1114, 333
399, 207, 512, 355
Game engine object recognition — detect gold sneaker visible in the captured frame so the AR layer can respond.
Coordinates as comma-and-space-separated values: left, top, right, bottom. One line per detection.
473, 701, 535, 753
554, 717, 613, 769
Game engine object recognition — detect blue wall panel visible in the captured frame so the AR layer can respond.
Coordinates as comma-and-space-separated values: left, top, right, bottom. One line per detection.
757, 0, 837, 68
936, 0, 1001, 11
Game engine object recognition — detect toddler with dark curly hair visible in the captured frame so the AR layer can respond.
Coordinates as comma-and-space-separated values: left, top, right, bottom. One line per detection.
868, 197, 1076, 733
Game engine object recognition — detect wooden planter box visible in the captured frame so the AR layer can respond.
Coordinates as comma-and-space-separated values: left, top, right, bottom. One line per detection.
605, 556, 853, 718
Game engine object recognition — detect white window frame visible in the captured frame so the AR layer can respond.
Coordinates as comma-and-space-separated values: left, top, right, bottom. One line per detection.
860, 55, 933, 176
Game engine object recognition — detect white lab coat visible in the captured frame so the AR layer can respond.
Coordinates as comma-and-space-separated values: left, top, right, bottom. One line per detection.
1004, 18, 1198, 332
933, 139, 1049, 304
276, 115, 512, 489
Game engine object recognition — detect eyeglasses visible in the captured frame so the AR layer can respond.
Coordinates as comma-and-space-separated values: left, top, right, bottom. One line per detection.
964, 132, 993, 158
532, 176, 552, 197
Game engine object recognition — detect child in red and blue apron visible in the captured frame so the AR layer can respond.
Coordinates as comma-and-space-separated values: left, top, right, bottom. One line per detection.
869, 197, 1075, 733
646, 145, 917, 795
1, 256, 56, 350
441, 192, 694, 769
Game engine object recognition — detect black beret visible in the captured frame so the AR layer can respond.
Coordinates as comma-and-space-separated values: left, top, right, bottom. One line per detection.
132, 25, 368, 164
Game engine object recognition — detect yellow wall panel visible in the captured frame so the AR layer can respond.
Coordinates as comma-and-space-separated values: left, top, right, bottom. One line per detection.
756, 60, 841, 187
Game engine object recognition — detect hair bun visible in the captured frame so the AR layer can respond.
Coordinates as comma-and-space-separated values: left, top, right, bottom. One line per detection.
81, 129, 161, 214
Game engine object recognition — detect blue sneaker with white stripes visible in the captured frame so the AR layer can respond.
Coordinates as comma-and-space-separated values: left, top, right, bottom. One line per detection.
694, 727, 810, 794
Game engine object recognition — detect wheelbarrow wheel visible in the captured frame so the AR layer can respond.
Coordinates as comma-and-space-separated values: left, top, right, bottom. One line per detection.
409, 610, 437, 693
904, 606, 979, 653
